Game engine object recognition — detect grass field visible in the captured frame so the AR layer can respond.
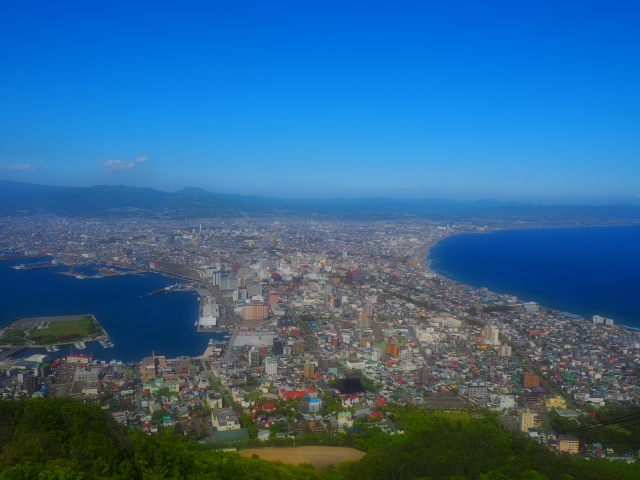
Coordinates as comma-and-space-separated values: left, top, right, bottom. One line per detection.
433, 412, 470, 421
28, 316, 98, 345
1, 329, 26, 346
239, 446, 366, 469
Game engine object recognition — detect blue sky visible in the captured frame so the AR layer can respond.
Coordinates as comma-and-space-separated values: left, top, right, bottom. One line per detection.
1, 1, 639, 203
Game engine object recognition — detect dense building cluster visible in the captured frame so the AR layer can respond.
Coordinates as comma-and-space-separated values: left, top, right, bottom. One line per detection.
1, 214, 639, 459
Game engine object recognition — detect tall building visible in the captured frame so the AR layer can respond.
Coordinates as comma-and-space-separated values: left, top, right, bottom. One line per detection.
500, 345, 512, 357
219, 273, 236, 291
300, 395, 322, 414
248, 349, 261, 367
267, 292, 280, 305
264, 354, 278, 376
247, 282, 263, 297
468, 381, 488, 399
416, 366, 430, 385
363, 303, 375, 317
593, 315, 614, 326
399, 348, 412, 364
272, 338, 283, 355
558, 437, 580, 453
484, 325, 500, 345
238, 266, 253, 279
523, 373, 540, 389
520, 411, 536, 432
385, 342, 399, 358
345, 271, 367, 282
304, 364, 315, 379
293, 341, 306, 354
24, 374, 38, 392
356, 316, 371, 328
242, 304, 269, 322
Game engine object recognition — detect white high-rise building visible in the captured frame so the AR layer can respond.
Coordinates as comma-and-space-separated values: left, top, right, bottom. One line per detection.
264, 354, 278, 376
593, 315, 614, 325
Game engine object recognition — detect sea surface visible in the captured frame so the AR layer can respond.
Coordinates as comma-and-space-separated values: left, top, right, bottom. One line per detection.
0, 258, 226, 362
429, 224, 640, 329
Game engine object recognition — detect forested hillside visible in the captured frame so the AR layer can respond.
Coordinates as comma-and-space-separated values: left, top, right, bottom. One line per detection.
1, 399, 639, 480
0, 399, 321, 480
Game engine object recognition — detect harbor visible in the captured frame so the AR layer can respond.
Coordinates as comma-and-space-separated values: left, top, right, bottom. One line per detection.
0, 256, 223, 361
58, 265, 143, 280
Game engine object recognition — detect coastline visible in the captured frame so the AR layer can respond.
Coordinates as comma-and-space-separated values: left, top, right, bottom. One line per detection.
422, 224, 640, 329
423, 221, 640, 272
0, 258, 208, 361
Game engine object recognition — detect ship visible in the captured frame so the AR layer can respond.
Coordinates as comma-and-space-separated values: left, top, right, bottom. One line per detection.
73, 341, 87, 350
145, 288, 166, 296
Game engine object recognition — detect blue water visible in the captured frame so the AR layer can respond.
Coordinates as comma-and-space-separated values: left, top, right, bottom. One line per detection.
0, 258, 225, 362
429, 225, 640, 328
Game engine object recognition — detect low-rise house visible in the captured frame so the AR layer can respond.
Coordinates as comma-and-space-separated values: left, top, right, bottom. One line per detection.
211, 407, 241, 431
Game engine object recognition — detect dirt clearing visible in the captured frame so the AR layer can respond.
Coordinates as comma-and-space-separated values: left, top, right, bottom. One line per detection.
239, 446, 365, 469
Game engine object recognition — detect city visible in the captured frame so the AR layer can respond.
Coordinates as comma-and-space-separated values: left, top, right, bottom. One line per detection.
1, 214, 638, 463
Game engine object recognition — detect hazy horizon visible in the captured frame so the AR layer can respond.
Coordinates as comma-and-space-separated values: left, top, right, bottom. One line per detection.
1, 2, 639, 203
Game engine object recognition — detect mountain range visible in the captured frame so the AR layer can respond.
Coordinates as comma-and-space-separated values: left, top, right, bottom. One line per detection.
2, 179, 640, 223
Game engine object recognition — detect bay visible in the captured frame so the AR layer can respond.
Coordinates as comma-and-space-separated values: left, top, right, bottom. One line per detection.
428, 225, 640, 329
0, 258, 225, 361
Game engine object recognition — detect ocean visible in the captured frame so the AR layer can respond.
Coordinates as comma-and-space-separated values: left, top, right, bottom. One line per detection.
428, 224, 640, 329
0, 258, 226, 361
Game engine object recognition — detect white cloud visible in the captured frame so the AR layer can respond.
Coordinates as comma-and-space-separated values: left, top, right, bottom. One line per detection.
102, 156, 149, 172
7, 163, 36, 171
104, 159, 136, 170
399, 184, 406, 189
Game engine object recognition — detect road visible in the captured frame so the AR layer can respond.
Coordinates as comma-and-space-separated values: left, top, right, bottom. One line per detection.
290, 308, 319, 353
223, 325, 239, 360
515, 350, 579, 410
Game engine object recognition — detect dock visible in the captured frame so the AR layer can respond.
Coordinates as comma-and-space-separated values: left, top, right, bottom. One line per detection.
0, 346, 28, 359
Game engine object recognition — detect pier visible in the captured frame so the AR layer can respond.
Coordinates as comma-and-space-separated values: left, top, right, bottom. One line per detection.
0, 346, 28, 359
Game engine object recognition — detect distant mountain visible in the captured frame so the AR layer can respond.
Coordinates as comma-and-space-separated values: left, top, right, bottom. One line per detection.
1, 179, 640, 222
